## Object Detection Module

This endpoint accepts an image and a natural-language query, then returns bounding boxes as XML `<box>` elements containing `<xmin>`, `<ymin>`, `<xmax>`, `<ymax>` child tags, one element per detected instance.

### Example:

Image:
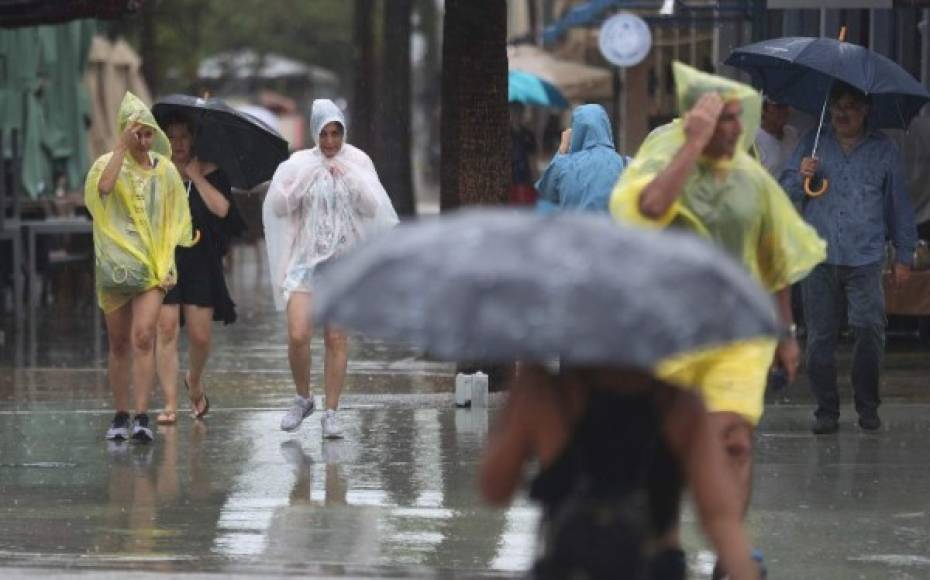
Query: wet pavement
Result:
<box><xmin>2</xmin><ymin>247</ymin><xmax>930</xmax><ymax>579</ymax></box>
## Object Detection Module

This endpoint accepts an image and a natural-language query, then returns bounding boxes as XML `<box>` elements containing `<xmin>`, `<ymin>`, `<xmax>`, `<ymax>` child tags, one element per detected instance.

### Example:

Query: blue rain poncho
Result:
<box><xmin>535</xmin><ymin>104</ymin><xmax>626</xmax><ymax>213</ymax></box>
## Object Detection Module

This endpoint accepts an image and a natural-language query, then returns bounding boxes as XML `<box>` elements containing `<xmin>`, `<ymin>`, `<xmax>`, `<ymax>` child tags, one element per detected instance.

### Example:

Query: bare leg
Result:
<box><xmin>129</xmin><ymin>288</ymin><xmax>166</xmax><ymax>414</ymax></box>
<box><xmin>323</xmin><ymin>325</ymin><xmax>348</xmax><ymax>411</ymax></box>
<box><xmin>156</xmin><ymin>305</ymin><xmax>181</xmax><ymax>416</ymax></box>
<box><xmin>286</xmin><ymin>292</ymin><xmax>314</xmax><ymax>399</ymax></box>
<box><xmin>708</xmin><ymin>411</ymin><xmax>755</xmax><ymax>515</ymax></box>
<box><xmin>184</xmin><ymin>304</ymin><xmax>214</xmax><ymax>414</ymax></box>
<box><xmin>104</xmin><ymin>303</ymin><xmax>133</xmax><ymax>412</ymax></box>
<box><xmin>708</xmin><ymin>411</ymin><xmax>756</xmax><ymax>580</ymax></box>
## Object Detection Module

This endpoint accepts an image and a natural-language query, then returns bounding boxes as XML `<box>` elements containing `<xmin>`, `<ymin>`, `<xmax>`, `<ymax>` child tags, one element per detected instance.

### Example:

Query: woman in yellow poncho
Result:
<box><xmin>84</xmin><ymin>92</ymin><xmax>193</xmax><ymax>444</ymax></box>
<box><xmin>610</xmin><ymin>62</ymin><xmax>825</xmax><ymax>579</ymax></box>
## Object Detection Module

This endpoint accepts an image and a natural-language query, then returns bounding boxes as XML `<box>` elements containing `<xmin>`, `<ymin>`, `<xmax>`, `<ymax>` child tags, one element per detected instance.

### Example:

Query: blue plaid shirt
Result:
<box><xmin>779</xmin><ymin>127</ymin><xmax>916</xmax><ymax>267</ymax></box>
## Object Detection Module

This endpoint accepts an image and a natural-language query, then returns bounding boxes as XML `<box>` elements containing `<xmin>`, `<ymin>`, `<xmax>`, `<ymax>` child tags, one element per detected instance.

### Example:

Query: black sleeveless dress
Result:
<box><xmin>163</xmin><ymin>170</ymin><xmax>245</xmax><ymax>324</ymax></box>
<box><xmin>529</xmin><ymin>387</ymin><xmax>684</xmax><ymax>580</ymax></box>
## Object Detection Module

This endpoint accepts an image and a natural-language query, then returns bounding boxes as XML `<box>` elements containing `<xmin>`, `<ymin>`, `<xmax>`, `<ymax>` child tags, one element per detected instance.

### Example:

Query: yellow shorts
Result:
<box><xmin>654</xmin><ymin>338</ymin><xmax>777</xmax><ymax>426</ymax></box>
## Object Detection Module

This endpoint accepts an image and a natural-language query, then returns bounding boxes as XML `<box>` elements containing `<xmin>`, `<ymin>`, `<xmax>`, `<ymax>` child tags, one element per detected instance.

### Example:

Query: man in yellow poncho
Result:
<box><xmin>84</xmin><ymin>92</ymin><xmax>194</xmax><ymax>444</ymax></box>
<box><xmin>610</xmin><ymin>62</ymin><xmax>826</xmax><ymax>579</ymax></box>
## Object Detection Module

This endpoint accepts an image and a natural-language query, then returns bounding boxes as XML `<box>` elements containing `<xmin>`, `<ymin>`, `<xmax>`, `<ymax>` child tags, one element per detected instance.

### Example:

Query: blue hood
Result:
<box><xmin>569</xmin><ymin>104</ymin><xmax>615</xmax><ymax>152</ymax></box>
<box><xmin>536</xmin><ymin>104</ymin><xmax>625</xmax><ymax>213</ymax></box>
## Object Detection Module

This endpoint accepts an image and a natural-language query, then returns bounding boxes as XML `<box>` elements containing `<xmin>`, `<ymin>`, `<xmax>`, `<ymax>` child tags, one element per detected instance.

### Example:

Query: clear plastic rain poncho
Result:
<box><xmin>84</xmin><ymin>92</ymin><xmax>194</xmax><ymax>313</ymax></box>
<box><xmin>263</xmin><ymin>99</ymin><xmax>399</xmax><ymax>310</ymax></box>
<box><xmin>610</xmin><ymin>61</ymin><xmax>825</xmax><ymax>293</ymax></box>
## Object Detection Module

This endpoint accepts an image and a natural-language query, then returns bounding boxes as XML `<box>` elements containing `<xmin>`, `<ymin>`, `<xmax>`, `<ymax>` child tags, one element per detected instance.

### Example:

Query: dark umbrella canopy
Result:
<box><xmin>153</xmin><ymin>94</ymin><xmax>289</xmax><ymax>189</ymax></box>
<box><xmin>725</xmin><ymin>37</ymin><xmax>930</xmax><ymax>129</ymax></box>
<box><xmin>312</xmin><ymin>209</ymin><xmax>779</xmax><ymax>369</ymax></box>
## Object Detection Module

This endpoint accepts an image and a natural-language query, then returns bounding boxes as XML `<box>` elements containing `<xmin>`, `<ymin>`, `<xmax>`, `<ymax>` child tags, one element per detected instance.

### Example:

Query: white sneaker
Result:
<box><xmin>321</xmin><ymin>409</ymin><xmax>344</xmax><ymax>439</ymax></box>
<box><xmin>280</xmin><ymin>395</ymin><xmax>315</xmax><ymax>432</ymax></box>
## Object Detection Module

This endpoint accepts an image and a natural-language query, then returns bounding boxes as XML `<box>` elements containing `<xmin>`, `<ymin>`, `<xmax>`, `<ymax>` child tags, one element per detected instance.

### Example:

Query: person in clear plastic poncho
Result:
<box><xmin>263</xmin><ymin>98</ymin><xmax>398</xmax><ymax>439</ymax></box>
<box><xmin>610</xmin><ymin>62</ymin><xmax>825</xmax><ymax>579</ymax></box>
<box><xmin>84</xmin><ymin>91</ymin><xmax>194</xmax><ymax>444</ymax></box>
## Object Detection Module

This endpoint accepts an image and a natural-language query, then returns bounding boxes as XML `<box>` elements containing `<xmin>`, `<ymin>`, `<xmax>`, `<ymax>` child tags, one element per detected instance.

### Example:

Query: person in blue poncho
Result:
<box><xmin>535</xmin><ymin>104</ymin><xmax>627</xmax><ymax>213</ymax></box>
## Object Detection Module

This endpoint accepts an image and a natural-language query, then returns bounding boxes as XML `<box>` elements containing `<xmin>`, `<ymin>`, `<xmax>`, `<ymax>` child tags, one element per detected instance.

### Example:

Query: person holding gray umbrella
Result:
<box><xmin>780</xmin><ymin>82</ymin><xmax>917</xmax><ymax>435</ymax></box>
<box><xmin>308</xmin><ymin>208</ymin><xmax>772</xmax><ymax>580</ymax></box>
<box><xmin>263</xmin><ymin>99</ymin><xmax>398</xmax><ymax>439</ymax></box>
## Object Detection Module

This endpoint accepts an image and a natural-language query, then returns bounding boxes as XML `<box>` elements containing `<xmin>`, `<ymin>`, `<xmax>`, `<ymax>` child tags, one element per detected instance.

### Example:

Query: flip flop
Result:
<box><xmin>156</xmin><ymin>410</ymin><xmax>177</xmax><ymax>425</ymax></box>
<box><xmin>185</xmin><ymin>374</ymin><xmax>210</xmax><ymax>419</ymax></box>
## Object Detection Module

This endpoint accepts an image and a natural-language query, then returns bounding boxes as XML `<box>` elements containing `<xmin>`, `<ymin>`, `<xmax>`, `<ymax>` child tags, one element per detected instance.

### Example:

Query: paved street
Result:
<box><xmin>2</xmin><ymin>249</ymin><xmax>929</xmax><ymax>579</ymax></box>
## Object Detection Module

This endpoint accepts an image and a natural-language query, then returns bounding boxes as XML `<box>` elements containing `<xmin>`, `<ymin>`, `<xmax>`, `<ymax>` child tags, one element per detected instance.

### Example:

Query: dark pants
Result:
<box><xmin>801</xmin><ymin>262</ymin><xmax>885</xmax><ymax>420</ymax></box>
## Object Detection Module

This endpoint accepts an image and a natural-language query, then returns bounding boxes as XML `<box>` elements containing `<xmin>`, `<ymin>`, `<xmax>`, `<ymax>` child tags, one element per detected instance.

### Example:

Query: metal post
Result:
<box><xmin>612</xmin><ymin>67</ymin><xmax>622</xmax><ymax>152</ymax></box>
<box><xmin>751</xmin><ymin>0</ymin><xmax>768</xmax><ymax>42</ymax></box>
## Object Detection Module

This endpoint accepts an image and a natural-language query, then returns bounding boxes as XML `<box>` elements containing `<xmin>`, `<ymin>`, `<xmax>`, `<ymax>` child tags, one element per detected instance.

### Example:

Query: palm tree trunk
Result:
<box><xmin>440</xmin><ymin>0</ymin><xmax>510</xmax><ymax>210</ymax></box>
<box><xmin>380</xmin><ymin>0</ymin><xmax>416</xmax><ymax>216</ymax></box>
<box><xmin>441</xmin><ymin>1</ymin><xmax>512</xmax><ymax>390</ymax></box>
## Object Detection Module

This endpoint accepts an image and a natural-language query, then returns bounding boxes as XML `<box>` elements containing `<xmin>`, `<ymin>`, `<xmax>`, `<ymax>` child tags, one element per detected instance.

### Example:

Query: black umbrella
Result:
<box><xmin>312</xmin><ymin>209</ymin><xmax>779</xmax><ymax>369</ymax></box>
<box><xmin>152</xmin><ymin>94</ymin><xmax>289</xmax><ymax>190</ymax></box>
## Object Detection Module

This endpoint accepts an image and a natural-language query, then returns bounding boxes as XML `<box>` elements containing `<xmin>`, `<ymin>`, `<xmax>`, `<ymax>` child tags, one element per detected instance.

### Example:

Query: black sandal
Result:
<box><xmin>185</xmin><ymin>374</ymin><xmax>210</xmax><ymax>419</ymax></box>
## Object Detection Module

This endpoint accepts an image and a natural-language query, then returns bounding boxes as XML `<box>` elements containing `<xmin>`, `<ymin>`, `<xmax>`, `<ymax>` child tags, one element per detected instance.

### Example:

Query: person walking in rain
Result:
<box><xmin>611</xmin><ymin>62</ymin><xmax>826</xmax><ymax>578</ymax></box>
<box><xmin>535</xmin><ymin>104</ymin><xmax>626</xmax><ymax>213</ymax></box>
<box><xmin>480</xmin><ymin>364</ymin><xmax>760</xmax><ymax>580</ymax></box>
<box><xmin>84</xmin><ymin>92</ymin><xmax>194</xmax><ymax>443</ymax></box>
<box><xmin>154</xmin><ymin>112</ymin><xmax>246</xmax><ymax>424</ymax></box>
<box><xmin>755</xmin><ymin>97</ymin><xmax>798</xmax><ymax>177</ymax></box>
<box><xmin>263</xmin><ymin>99</ymin><xmax>398</xmax><ymax>439</ymax></box>
<box><xmin>780</xmin><ymin>82</ymin><xmax>917</xmax><ymax>434</ymax></box>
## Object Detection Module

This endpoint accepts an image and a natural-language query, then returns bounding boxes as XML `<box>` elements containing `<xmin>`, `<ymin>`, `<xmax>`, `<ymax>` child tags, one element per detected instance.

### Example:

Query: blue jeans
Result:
<box><xmin>801</xmin><ymin>262</ymin><xmax>885</xmax><ymax>420</ymax></box>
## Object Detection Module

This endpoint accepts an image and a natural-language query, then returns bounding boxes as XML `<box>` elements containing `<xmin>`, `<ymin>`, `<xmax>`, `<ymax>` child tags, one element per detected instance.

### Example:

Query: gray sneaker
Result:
<box><xmin>131</xmin><ymin>414</ymin><xmax>154</xmax><ymax>443</ymax></box>
<box><xmin>105</xmin><ymin>411</ymin><xmax>131</xmax><ymax>441</ymax></box>
<box><xmin>321</xmin><ymin>409</ymin><xmax>344</xmax><ymax>439</ymax></box>
<box><xmin>280</xmin><ymin>395</ymin><xmax>315</xmax><ymax>432</ymax></box>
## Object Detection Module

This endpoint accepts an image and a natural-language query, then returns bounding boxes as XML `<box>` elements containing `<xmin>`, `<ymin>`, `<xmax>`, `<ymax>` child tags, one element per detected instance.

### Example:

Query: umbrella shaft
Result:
<box><xmin>811</xmin><ymin>96</ymin><xmax>829</xmax><ymax>159</ymax></box>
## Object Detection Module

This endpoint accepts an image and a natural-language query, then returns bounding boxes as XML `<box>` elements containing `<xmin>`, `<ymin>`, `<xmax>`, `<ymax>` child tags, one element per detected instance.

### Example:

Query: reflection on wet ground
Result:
<box><xmin>2</xmin><ymin>249</ymin><xmax>930</xmax><ymax>578</ymax></box>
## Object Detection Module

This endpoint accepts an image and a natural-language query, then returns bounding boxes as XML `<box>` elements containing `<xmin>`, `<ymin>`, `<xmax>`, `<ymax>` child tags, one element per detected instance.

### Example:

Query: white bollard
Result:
<box><xmin>454</xmin><ymin>373</ymin><xmax>473</xmax><ymax>407</ymax></box>
<box><xmin>470</xmin><ymin>372</ymin><xmax>489</xmax><ymax>408</ymax></box>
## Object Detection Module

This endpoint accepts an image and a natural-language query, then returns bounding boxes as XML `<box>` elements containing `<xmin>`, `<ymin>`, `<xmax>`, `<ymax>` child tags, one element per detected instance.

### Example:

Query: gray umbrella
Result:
<box><xmin>313</xmin><ymin>209</ymin><xmax>778</xmax><ymax>369</ymax></box>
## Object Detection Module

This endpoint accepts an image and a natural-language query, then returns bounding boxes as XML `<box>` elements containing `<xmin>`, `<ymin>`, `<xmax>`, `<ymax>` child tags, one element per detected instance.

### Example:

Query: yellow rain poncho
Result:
<box><xmin>610</xmin><ymin>62</ymin><xmax>826</xmax><ymax>425</ymax></box>
<box><xmin>84</xmin><ymin>92</ymin><xmax>194</xmax><ymax>313</ymax></box>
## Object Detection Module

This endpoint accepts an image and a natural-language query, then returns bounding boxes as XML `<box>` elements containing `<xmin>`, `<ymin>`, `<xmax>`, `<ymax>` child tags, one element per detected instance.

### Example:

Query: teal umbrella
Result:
<box><xmin>509</xmin><ymin>70</ymin><xmax>569</xmax><ymax>109</ymax></box>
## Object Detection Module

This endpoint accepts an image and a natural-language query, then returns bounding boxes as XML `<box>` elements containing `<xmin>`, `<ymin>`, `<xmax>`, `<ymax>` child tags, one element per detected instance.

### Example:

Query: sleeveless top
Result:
<box><xmin>529</xmin><ymin>386</ymin><xmax>684</xmax><ymax>580</ymax></box>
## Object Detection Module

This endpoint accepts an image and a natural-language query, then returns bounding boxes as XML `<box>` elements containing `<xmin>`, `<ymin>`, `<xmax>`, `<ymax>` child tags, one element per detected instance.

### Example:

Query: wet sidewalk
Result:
<box><xmin>2</xmin><ymin>249</ymin><xmax>930</xmax><ymax>578</ymax></box>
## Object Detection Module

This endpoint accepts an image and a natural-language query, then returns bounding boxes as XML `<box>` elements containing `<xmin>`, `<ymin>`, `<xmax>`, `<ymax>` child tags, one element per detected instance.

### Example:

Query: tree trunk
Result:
<box><xmin>441</xmin><ymin>1</ymin><xmax>512</xmax><ymax>390</ymax></box>
<box><xmin>352</xmin><ymin>0</ymin><xmax>378</xmax><ymax>155</ymax></box>
<box><xmin>379</xmin><ymin>0</ymin><xmax>416</xmax><ymax>216</ymax></box>
<box><xmin>440</xmin><ymin>0</ymin><xmax>510</xmax><ymax>210</ymax></box>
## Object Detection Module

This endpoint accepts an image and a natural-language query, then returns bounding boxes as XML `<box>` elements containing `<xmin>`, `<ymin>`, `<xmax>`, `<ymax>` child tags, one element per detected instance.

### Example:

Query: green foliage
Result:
<box><xmin>106</xmin><ymin>0</ymin><xmax>354</xmax><ymax>93</ymax></box>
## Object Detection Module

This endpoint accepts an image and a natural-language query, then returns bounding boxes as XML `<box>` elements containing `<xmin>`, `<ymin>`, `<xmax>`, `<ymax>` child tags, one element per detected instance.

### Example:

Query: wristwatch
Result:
<box><xmin>783</xmin><ymin>323</ymin><xmax>798</xmax><ymax>339</ymax></box>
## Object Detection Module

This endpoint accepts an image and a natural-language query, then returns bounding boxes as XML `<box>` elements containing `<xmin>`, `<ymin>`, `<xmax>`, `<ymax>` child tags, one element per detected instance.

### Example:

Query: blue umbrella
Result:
<box><xmin>509</xmin><ymin>70</ymin><xmax>569</xmax><ymax>109</ymax></box>
<box><xmin>726</xmin><ymin>33</ymin><xmax>930</xmax><ymax>196</ymax></box>
<box><xmin>725</xmin><ymin>36</ymin><xmax>930</xmax><ymax>130</ymax></box>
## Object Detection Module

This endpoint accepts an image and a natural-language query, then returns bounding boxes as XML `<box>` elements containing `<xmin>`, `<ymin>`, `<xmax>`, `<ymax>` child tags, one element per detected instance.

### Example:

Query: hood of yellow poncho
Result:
<box><xmin>673</xmin><ymin>61</ymin><xmax>762</xmax><ymax>170</ymax></box>
<box><xmin>117</xmin><ymin>91</ymin><xmax>172</xmax><ymax>160</ymax></box>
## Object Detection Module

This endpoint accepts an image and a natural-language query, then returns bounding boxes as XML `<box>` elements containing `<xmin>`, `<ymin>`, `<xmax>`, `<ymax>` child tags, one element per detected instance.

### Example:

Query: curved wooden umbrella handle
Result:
<box><xmin>804</xmin><ymin>175</ymin><xmax>829</xmax><ymax>197</ymax></box>
<box><xmin>191</xmin><ymin>229</ymin><xmax>201</xmax><ymax>245</ymax></box>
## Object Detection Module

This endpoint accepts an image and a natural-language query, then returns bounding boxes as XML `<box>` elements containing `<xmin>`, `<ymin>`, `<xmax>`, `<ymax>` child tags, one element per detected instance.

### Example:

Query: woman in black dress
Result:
<box><xmin>155</xmin><ymin>114</ymin><xmax>244</xmax><ymax>423</ymax></box>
